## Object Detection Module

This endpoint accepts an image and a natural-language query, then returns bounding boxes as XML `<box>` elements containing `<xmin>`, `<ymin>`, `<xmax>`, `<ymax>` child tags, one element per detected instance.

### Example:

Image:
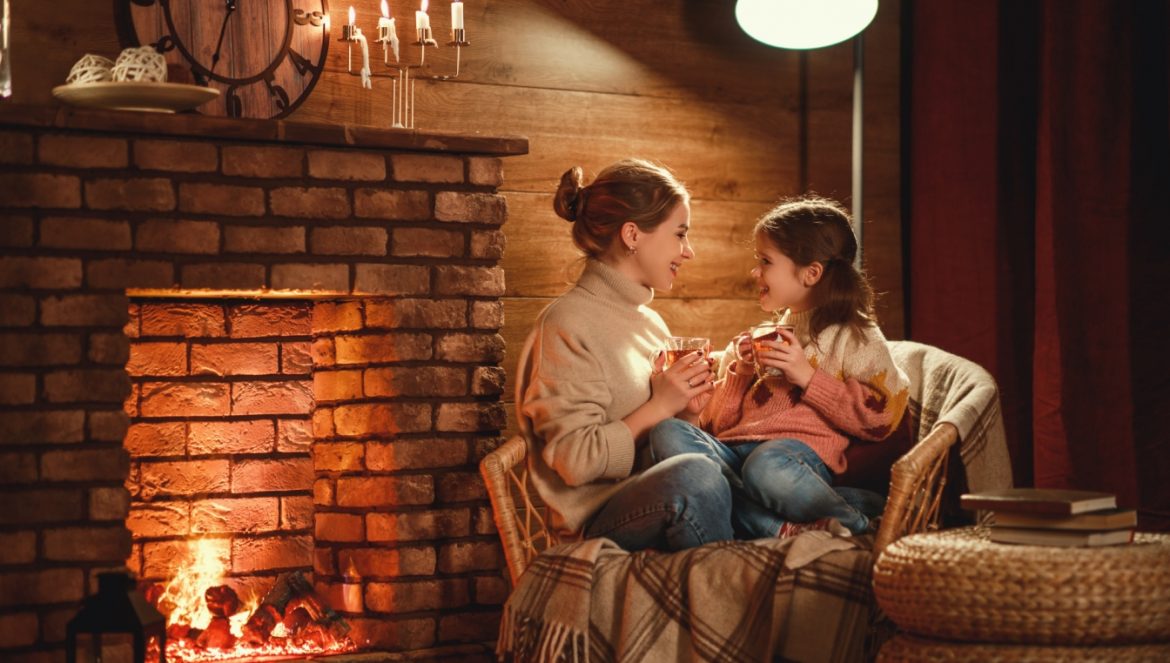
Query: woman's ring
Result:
<box><xmin>687</xmin><ymin>378</ymin><xmax>695</xmax><ymax>387</ymax></box>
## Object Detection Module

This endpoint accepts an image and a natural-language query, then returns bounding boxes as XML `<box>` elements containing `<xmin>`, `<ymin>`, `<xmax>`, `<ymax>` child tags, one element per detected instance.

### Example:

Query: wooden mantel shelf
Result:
<box><xmin>0</xmin><ymin>103</ymin><xmax>529</xmax><ymax>156</ymax></box>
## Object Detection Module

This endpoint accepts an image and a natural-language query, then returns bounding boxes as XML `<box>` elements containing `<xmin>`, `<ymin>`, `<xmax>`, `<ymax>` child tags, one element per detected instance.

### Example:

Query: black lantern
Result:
<box><xmin>66</xmin><ymin>571</ymin><xmax>167</xmax><ymax>663</ymax></box>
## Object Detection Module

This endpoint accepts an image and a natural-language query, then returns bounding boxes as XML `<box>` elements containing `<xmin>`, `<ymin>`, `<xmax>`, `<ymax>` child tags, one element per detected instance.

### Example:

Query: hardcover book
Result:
<box><xmin>989</xmin><ymin>526</ymin><xmax>1134</xmax><ymax>547</ymax></box>
<box><xmin>960</xmin><ymin>488</ymin><xmax>1116</xmax><ymax>516</ymax></box>
<box><xmin>992</xmin><ymin>508</ymin><xmax>1137</xmax><ymax>531</ymax></box>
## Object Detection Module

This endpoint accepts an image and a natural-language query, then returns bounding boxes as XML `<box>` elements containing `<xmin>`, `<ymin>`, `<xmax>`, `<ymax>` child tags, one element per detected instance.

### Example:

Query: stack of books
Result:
<box><xmin>960</xmin><ymin>488</ymin><xmax>1137</xmax><ymax>547</ymax></box>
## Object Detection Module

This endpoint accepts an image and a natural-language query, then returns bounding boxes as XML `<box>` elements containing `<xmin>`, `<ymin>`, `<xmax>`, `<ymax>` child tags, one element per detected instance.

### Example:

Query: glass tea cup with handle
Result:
<box><xmin>735</xmin><ymin>323</ymin><xmax>795</xmax><ymax>380</ymax></box>
<box><xmin>660</xmin><ymin>336</ymin><xmax>712</xmax><ymax>370</ymax></box>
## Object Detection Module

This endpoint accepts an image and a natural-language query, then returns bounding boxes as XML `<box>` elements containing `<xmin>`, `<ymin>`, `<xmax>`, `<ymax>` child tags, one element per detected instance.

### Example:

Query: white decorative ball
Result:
<box><xmin>66</xmin><ymin>54</ymin><xmax>116</xmax><ymax>85</ymax></box>
<box><xmin>111</xmin><ymin>46</ymin><xmax>168</xmax><ymax>83</ymax></box>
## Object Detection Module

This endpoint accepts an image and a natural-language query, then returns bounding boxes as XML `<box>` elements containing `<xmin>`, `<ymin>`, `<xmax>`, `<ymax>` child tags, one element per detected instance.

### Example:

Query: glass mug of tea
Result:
<box><xmin>735</xmin><ymin>323</ymin><xmax>795</xmax><ymax>379</ymax></box>
<box><xmin>660</xmin><ymin>336</ymin><xmax>711</xmax><ymax>369</ymax></box>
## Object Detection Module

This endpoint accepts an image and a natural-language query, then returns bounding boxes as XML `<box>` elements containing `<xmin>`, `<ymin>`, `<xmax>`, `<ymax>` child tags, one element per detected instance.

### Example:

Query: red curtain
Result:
<box><xmin>907</xmin><ymin>0</ymin><xmax>1170</xmax><ymax>528</ymax></box>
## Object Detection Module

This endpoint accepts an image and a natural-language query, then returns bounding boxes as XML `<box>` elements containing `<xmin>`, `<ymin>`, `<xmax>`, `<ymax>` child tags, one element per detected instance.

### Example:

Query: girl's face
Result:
<box><xmin>632</xmin><ymin>202</ymin><xmax>694</xmax><ymax>291</ymax></box>
<box><xmin>751</xmin><ymin>233</ymin><xmax>816</xmax><ymax>313</ymax></box>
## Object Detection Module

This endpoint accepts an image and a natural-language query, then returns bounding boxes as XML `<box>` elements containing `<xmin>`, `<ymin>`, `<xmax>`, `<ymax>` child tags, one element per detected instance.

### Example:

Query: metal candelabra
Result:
<box><xmin>340</xmin><ymin>21</ymin><xmax>469</xmax><ymax>129</ymax></box>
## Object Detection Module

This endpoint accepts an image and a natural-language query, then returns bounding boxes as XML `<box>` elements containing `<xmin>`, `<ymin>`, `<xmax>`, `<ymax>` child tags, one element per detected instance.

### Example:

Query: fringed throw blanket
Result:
<box><xmin>499</xmin><ymin>534</ymin><xmax>872</xmax><ymax>663</ymax></box>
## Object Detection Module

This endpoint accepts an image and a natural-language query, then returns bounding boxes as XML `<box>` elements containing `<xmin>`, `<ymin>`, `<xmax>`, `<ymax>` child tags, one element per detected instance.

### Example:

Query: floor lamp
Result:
<box><xmin>734</xmin><ymin>0</ymin><xmax>879</xmax><ymax>269</ymax></box>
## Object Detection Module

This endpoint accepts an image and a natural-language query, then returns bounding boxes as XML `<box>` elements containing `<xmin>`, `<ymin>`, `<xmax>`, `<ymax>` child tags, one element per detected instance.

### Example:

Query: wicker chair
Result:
<box><xmin>480</xmin><ymin>421</ymin><xmax>959</xmax><ymax>586</ymax></box>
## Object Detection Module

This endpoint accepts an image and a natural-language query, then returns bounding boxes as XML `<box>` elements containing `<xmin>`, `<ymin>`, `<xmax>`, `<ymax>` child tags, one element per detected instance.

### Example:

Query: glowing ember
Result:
<box><xmin>146</xmin><ymin>540</ymin><xmax>354</xmax><ymax>662</ymax></box>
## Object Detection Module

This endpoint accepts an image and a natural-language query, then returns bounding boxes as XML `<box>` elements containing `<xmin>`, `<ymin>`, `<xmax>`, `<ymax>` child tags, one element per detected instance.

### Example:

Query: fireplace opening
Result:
<box><xmin>122</xmin><ymin>298</ymin><xmax>345</xmax><ymax>661</ymax></box>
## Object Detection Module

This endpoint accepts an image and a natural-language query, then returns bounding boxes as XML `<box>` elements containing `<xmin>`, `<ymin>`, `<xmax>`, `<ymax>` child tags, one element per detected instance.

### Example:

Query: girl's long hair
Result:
<box><xmin>756</xmin><ymin>195</ymin><xmax>876</xmax><ymax>340</ymax></box>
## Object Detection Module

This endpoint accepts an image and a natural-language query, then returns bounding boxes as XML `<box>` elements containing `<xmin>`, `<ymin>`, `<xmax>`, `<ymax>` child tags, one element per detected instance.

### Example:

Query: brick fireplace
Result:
<box><xmin>0</xmin><ymin>105</ymin><xmax>526</xmax><ymax>662</ymax></box>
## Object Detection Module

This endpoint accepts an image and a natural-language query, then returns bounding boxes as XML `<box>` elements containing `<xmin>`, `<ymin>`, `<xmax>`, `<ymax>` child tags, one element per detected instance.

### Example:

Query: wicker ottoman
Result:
<box><xmin>872</xmin><ymin>527</ymin><xmax>1170</xmax><ymax>658</ymax></box>
<box><xmin>877</xmin><ymin>633</ymin><xmax>1170</xmax><ymax>662</ymax></box>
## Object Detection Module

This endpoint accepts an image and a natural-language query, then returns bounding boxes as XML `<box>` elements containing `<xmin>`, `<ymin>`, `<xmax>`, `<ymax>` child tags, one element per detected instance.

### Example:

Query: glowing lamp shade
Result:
<box><xmin>735</xmin><ymin>0</ymin><xmax>879</xmax><ymax>50</ymax></box>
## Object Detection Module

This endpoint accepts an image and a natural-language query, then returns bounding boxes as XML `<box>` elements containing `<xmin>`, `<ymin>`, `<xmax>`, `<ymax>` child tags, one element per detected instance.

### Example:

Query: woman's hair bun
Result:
<box><xmin>553</xmin><ymin>166</ymin><xmax>585</xmax><ymax>222</ymax></box>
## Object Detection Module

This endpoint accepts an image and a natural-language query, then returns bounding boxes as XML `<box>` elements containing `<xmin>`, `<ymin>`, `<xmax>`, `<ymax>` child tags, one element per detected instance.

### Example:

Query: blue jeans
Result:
<box><xmin>649</xmin><ymin>419</ymin><xmax>884</xmax><ymax>537</ymax></box>
<box><xmin>584</xmin><ymin>453</ymin><xmax>734</xmax><ymax>551</ymax></box>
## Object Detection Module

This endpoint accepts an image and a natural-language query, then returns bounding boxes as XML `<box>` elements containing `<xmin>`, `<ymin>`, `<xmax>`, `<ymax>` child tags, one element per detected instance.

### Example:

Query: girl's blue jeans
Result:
<box><xmin>583</xmin><ymin>453</ymin><xmax>735</xmax><ymax>551</ymax></box>
<box><xmin>649</xmin><ymin>418</ymin><xmax>884</xmax><ymax>537</ymax></box>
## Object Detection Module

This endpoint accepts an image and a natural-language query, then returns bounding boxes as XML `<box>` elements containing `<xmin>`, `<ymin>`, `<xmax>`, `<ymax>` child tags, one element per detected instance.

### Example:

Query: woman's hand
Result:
<box><xmin>682</xmin><ymin>354</ymin><xmax>717</xmax><ymax>416</ymax></box>
<box><xmin>649</xmin><ymin>350</ymin><xmax>714</xmax><ymax>417</ymax></box>
<box><xmin>756</xmin><ymin>328</ymin><xmax>815</xmax><ymax>388</ymax></box>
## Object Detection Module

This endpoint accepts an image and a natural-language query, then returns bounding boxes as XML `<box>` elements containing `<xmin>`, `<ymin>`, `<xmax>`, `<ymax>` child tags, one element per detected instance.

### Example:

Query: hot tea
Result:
<box><xmin>661</xmin><ymin>336</ymin><xmax>711</xmax><ymax>368</ymax></box>
<box><xmin>736</xmin><ymin>323</ymin><xmax>794</xmax><ymax>379</ymax></box>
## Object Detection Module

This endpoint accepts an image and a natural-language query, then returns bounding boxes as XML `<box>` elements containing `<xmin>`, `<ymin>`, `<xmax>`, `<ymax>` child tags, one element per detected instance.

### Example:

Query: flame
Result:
<box><xmin>348</xmin><ymin>5</ymin><xmax>355</xmax><ymax>24</ymax></box>
<box><xmin>421</xmin><ymin>0</ymin><xmax>428</xmax><ymax>13</ymax></box>
<box><xmin>343</xmin><ymin>556</ymin><xmax>360</xmax><ymax>581</ymax></box>
<box><xmin>382</xmin><ymin>0</ymin><xmax>390</xmax><ymax>18</ymax></box>
<box><xmin>148</xmin><ymin>539</ymin><xmax>355</xmax><ymax>663</ymax></box>
<box><xmin>157</xmin><ymin>539</ymin><xmax>228</xmax><ymax>631</ymax></box>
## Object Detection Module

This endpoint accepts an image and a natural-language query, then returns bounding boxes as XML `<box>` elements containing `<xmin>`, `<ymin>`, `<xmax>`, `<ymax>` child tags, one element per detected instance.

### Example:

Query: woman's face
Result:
<box><xmin>632</xmin><ymin>202</ymin><xmax>694</xmax><ymax>291</ymax></box>
<box><xmin>750</xmin><ymin>233</ymin><xmax>815</xmax><ymax>312</ymax></box>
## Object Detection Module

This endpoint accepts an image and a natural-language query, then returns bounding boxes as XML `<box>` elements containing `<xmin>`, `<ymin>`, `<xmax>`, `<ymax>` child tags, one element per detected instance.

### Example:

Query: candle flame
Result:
<box><xmin>381</xmin><ymin>0</ymin><xmax>390</xmax><ymax>18</ymax></box>
<box><xmin>421</xmin><ymin>0</ymin><xmax>429</xmax><ymax>13</ymax></box>
<box><xmin>348</xmin><ymin>5</ymin><xmax>355</xmax><ymax>24</ymax></box>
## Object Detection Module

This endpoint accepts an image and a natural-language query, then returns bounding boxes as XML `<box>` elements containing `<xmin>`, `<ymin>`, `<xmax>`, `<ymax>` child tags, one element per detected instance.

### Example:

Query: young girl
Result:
<box><xmin>650</xmin><ymin>195</ymin><xmax>910</xmax><ymax>537</ymax></box>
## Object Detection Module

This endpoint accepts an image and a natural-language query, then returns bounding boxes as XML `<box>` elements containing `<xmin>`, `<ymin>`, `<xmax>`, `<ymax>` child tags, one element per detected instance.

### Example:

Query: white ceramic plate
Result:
<box><xmin>51</xmin><ymin>81</ymin><xmax>220</xmax><ymax>114</ymax></box>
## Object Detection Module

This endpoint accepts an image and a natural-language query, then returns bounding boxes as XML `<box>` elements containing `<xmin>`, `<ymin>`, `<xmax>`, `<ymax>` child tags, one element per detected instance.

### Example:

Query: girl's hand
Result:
<box><xmin>649</xmin><ymin>350</ymin><xmax>714</xmax><ymax>417</ymax></box>
<box><xmin>756</xmin><ymin>328</ymin><xmax>815</xmax><ymax>388</ymax></box>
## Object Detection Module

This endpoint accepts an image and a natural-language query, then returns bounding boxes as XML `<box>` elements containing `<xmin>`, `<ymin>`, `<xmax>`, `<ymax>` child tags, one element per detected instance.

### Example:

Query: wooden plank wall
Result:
<box><xmin>8</xmin><ymin>0</ymin><xmax>902</xmax><ymax>437</ymax></box>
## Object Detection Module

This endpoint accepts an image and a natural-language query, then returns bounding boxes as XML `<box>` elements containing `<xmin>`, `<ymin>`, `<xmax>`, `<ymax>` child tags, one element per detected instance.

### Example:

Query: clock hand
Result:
<box><xmin>209</xmin><ymin>0</ymin><xmax>239</xmax><ymax>74</ymax></box>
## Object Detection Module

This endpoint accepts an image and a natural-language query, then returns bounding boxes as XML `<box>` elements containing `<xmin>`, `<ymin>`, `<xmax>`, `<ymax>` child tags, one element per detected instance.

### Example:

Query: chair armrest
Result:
<box><xmin>873</xmin><ymin>422</ymin><xmax>959</xmax><ymax>557</ymax></box>
<box><xmin>480</xmin><ymin>437</ymin><xmax>532</xmax><ymax>585</ymax></box>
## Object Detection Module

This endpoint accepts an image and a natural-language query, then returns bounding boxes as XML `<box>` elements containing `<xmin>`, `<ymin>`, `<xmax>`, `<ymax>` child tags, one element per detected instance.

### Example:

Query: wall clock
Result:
<box><xmin>114</xmin><ymin>0</ymin><xmax>330</xmax><ymax>119</ymax></box>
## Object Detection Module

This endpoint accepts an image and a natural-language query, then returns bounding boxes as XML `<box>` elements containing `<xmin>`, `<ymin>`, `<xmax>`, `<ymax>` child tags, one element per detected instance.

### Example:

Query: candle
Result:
<box><xmin>451</xmin><ymin>0</ymin><xmax>464</xmax><ymax>31</ymax></box>
<box><xmin>416</xmin><ymin>0</ymin><xmax>433</xmax><ymax>43</ymax></box>
<box><xmin>343</xmin><ymin>5</ymin><xmax>356</xmax><ymax>41</ymax></box>
<box><xmin>378</xmin><ymin>0</ymin><xmax>400</xmax><ymax>62</ymax></box>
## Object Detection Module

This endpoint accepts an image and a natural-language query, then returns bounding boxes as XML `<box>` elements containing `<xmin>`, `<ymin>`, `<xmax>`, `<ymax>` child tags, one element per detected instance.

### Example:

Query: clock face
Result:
<box><xmin>115</xmin><ymin>0</ymin><xmax>330</xmax><ymax>119</ymax></box>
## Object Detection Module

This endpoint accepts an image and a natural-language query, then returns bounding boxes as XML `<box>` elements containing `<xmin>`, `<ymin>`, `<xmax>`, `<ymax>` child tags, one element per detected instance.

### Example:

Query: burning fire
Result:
<box><xmin>145</xmin><ymin>540</ymin><xmax>354</xmax><ymax>662</ymax></box>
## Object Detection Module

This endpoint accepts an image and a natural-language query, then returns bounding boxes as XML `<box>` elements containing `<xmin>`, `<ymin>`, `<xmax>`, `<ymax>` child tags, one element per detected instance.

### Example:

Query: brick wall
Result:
<box><xmin>0</xmin><ymin>106</ymin><xmax>526</xmax><ymax>662</ymax></box>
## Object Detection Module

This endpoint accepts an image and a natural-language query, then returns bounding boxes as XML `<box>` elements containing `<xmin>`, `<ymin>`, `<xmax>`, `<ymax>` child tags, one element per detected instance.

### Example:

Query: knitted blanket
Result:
<box><xmin>498</xmin><ymin>341</ymin><xmax>1012</xmax><ymax>662</ymax></box>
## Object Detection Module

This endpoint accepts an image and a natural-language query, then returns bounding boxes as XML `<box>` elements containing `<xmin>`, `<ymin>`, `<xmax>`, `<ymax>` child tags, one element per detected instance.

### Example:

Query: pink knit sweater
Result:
<box><xmin>699</xmin><ymin>309</ymin><xmax>910</xmax><ymax>474</ymax></box>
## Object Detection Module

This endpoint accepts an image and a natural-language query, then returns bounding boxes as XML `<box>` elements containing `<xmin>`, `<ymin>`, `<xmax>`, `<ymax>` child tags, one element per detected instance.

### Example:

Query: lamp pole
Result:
<box><xmin>852</xmin><ymin>33</ymin><xmax>864</xmax><ymax>270</ymax></box>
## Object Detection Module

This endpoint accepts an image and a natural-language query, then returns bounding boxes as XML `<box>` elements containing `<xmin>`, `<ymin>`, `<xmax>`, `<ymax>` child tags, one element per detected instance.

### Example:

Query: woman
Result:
<box><xmin>515</xmin><ymin>159</ymin><xmax>733</xmax><ymax>552</ymax></box>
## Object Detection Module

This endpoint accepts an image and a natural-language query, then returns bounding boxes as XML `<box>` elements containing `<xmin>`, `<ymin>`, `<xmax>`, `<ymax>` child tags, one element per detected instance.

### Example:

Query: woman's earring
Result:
<box><xmin>626</xmin><ymin>244</ymin><xmax>637</xmax><ymax>256</ymax></box>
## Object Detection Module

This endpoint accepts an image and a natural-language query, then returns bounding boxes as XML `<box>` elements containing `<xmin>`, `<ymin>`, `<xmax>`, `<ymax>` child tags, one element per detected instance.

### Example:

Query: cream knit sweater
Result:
<box><xmin>701</xmin><ymin>308</ymin><xmax>911</xmax><ymax>474</ymax></box>
<box><xmin>516</xmin><ymin>260</ymin><xmax>670</xmax><ymax>536</ymax></box>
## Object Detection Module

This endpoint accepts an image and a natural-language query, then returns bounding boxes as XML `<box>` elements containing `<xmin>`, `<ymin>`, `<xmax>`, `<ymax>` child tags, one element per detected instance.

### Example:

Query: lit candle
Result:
<box><xmin>378</xmin><ymin>0</ymin><xmax>400</xmax><ymax>62</ymax></box>
<box><xmin>451</xmin><ymin>0</ymin><xmax>464</xmax><ymax>31</ymax></box>
<box><xmin>416</xmin><ymin>0</ymin><xmax>433</xmax><ymax>43</ymax></box>
<box><xmin>343</xmin><ymin>5</ymin><xmax>356</xmax><ymax>41</ymax></box>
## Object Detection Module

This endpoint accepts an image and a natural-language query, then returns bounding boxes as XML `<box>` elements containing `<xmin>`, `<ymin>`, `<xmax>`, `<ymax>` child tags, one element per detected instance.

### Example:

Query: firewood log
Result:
<box><xmin>204</xmin><ymin>585</ymin><xmax>240</xmax><ymax>617</ymax></box>
<box><xmin>240</xmin><ymin>603</ymin><xmax>280</xmax><ymax>646</ymax></box>
<box><xmin>166</xmin><ymin>623</ymin><xmax>191</xmax><ymax>642</ymax></box>
<box><xmin>196</xmin><ymin>616</ymin><xmax>236</xmax><ymax>650</ymax></box>
<box><xmin>249</xmin><ymin>571</ymin><xmax>351</xmax><ymax>641</ymax></box>
<box><xmin>281</xmin><ymin>606</ymin><xmax>311</xmax><ymax>635</ymax></box>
